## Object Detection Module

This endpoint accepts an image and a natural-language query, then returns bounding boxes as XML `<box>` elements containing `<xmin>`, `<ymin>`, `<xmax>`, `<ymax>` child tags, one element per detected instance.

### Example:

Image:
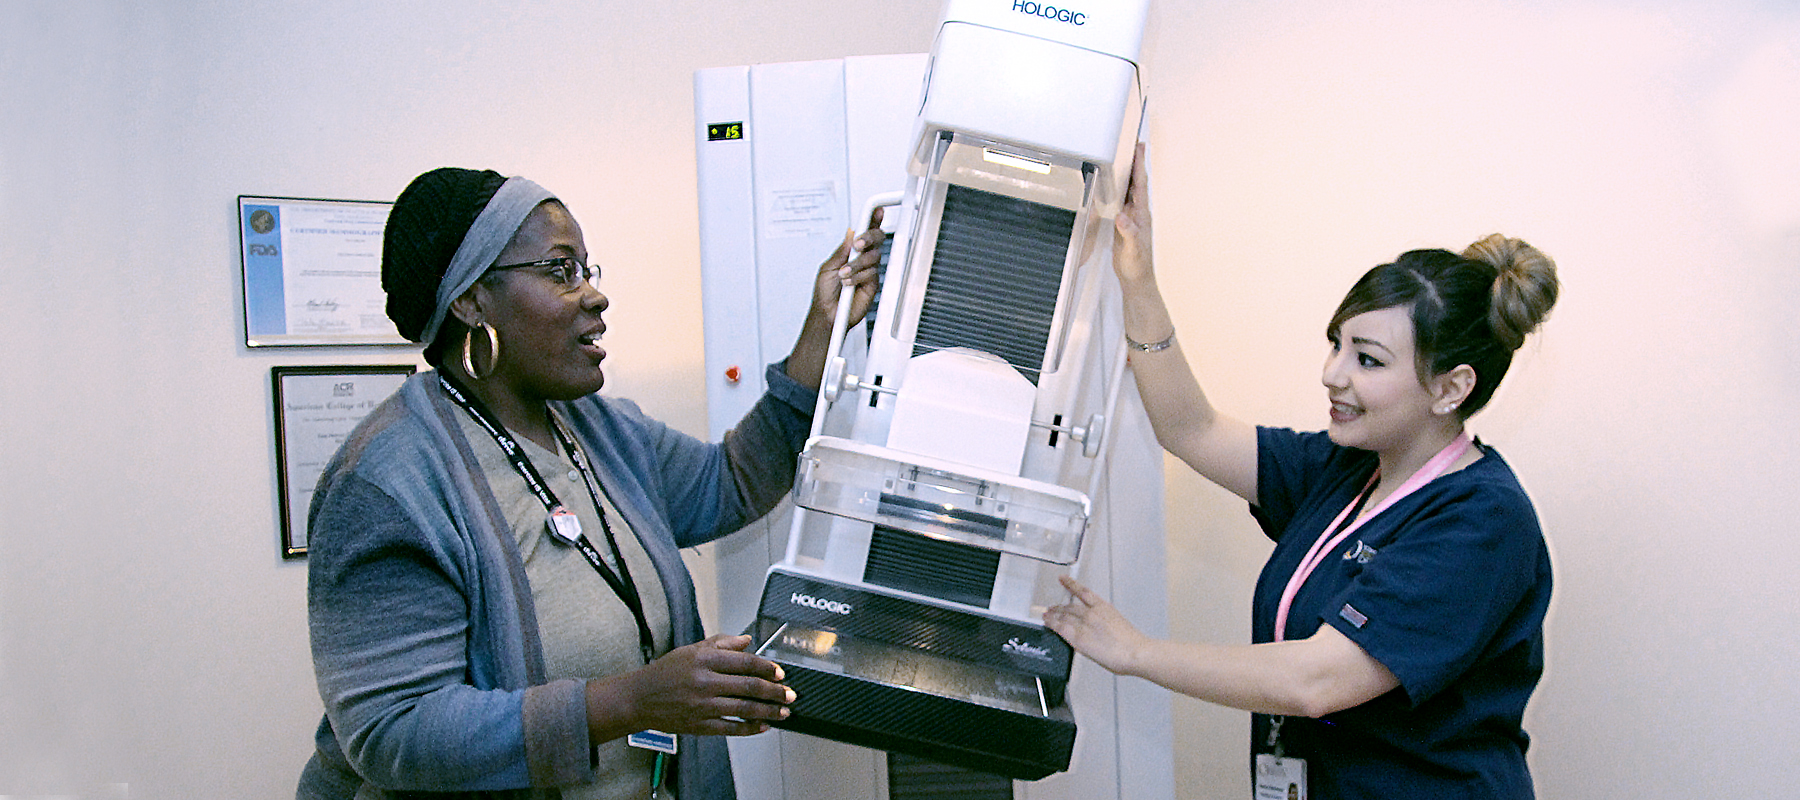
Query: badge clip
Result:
<box><xmin>547</xmin><ymin>507</ymin><xmax>582</xmax><ymax>543</ymax></box>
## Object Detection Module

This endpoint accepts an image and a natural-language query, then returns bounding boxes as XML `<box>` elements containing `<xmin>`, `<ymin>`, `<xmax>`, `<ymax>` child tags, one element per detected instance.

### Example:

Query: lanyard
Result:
<box><xmin>440</xmin><ymin>375</ymin><xmax>659</xmax><ymax>665</ymax></box>
<box><xmin>1270</xmin><ymin>433</ymin><xmax>1473</xmax><ymax>642</ymax></box>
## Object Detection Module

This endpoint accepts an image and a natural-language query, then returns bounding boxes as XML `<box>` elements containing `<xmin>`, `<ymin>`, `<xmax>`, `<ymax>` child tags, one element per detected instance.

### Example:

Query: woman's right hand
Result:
<box><xmin>1113</xmin><ymin>141</ymin><xmax>1155</xmax><ymax>286</ymax></box>
<box><xmin>1043</xmin><ymin>575</ymin><xmax>1150</xmax><ymax>678</ymax></box>
<box><xmin>586</xmin><ymin>633</ymin><xmax>794</xmax><ymax>742</ymax></box>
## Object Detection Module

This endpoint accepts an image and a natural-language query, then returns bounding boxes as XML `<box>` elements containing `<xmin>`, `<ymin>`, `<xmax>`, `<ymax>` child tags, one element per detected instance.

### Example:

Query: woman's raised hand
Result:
<box><xmin>813</xmin><ymin>206</ymin><xmax>886</xmax><ymax>326</ymax></box>
<box><xmin>1113</xmin><ymin>141</ymin><xmax>1155</xmax><ymax>286</ymax></box>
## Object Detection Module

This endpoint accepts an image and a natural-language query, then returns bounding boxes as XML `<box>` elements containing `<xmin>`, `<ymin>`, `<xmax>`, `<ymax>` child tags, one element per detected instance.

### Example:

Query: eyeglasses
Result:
<box><xmin>487</xmin><ymin>256</ymin><xmax>600</xmax><ymax>293</ymax></box>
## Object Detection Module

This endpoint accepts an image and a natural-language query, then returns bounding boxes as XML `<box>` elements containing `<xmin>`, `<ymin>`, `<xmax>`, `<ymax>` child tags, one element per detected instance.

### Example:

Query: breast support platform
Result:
<box><xmin>746</xmin><ymin>0</ymin><xmax>1150</xmax><ymax>780</ymax></box>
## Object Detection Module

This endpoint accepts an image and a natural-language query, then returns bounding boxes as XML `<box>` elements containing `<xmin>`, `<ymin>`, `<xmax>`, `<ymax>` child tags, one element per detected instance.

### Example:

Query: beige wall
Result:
<box><xmin>2</xmin><ymin>1</ymin><xmax>1795</xmax><ymax>798</ymax></box>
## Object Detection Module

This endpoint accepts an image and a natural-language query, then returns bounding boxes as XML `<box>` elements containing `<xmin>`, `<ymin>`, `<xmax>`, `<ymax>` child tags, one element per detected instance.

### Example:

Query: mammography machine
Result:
<box><xmin>696</xmin><ymin>1</ymin><xmax>1170</xmax><ymax>796</ymax></box>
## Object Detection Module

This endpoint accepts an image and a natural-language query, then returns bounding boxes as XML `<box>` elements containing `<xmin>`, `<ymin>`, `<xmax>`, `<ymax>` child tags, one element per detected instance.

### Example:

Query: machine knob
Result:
<box><xmin>821</xmin><ymin>357</ymin><xmax>846</xmax><ymax>403</ymax></box>
<box><xmin>724</xmin><ymin>365</ymin><xmax>742</xmax><ymax>384</ymax></box>
<box><xmin>1081</xmin><ymin>413</ymin><xmax>1106</xmax><ymax>457</ymax></box>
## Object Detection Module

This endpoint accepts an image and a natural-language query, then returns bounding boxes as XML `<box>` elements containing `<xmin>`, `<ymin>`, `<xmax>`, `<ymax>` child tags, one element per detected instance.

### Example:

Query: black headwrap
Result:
<box><xmin>381</xmin><ymin>168</ymin><xmax>509</xmax><ymax>344</ymax></box>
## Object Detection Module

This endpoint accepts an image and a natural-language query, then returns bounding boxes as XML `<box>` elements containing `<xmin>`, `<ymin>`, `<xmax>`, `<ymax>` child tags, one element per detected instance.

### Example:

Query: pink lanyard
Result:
<box><xmin>1271</xmin><ymin>433</ymin><xmax>1473</xmax><ymax>642</ymax></box>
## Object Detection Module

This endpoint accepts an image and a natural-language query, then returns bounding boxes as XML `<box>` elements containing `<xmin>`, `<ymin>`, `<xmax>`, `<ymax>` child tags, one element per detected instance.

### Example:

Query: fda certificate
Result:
<box><xmin>240</xmin><ymin>195</ymin><xmax>408</xmax><ymax>346</ymax></box>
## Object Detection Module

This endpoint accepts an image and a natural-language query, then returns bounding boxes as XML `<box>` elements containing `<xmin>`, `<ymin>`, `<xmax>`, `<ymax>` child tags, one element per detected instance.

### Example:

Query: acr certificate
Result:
<box><xmin>239</xmin><ymin>195</ymin><xmax>406</xmax><ymax>346</ymax></box>
<box><xmin>272</xmin><ymin>365</ymin><xmax>416</xmax><ymax>556</ymax></box>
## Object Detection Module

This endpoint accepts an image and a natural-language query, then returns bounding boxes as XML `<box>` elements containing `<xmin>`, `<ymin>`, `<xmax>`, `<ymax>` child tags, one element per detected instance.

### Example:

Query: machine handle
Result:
<box><xmin>809</xmin><ymin>192</ymin><xmax>905</xmax><ymax>438</ymax></box>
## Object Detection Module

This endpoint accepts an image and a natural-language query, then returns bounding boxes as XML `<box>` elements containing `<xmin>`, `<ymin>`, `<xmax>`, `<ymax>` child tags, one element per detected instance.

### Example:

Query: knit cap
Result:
<box><xmin>381</xmin><ymin>168</ymin><xmax>508</xmax><ymax>344</ymax></box>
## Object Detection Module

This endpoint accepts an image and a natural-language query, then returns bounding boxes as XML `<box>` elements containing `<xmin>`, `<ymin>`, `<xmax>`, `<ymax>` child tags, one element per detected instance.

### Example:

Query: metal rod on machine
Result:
<box><xmin>794</xmin><ymin>192</ymin><xmax>906</xmax><ymax>568</ymax></box>
<box><xmin>1068</xmin><ymin>312</ymin><xmax>1132</xmax><ymax>586</ymax></box>
<box><xmin>809</xmin><ymin>191</ymin><xmax>904</xmax><ymax>440</ymax></box>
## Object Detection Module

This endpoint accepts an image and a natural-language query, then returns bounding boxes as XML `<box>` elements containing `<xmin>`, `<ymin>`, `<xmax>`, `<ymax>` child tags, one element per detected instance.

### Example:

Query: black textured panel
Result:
<box><xmin>888</xmin><ymin>751</ymin><xmax>1013</xmax><ymax>799</ymax></box>
<box><xmin>750</xmin><ymin>618</ymin><xmax>1077</xmax><ymax>781</ymax></box>
<box><xmin>863</xmin><ymin>525</ymin><xmax>1002</xmax><ymax>608</ymax></box>
<box><xmin>867</xmin><ymin>227</ymin><xmax>894</xmax><ymax>324</ymax></box>
<box><xmin>758</xmin><ymin>572</ymin><xmax>1072</xmax><ymax>683</ymax></box>
<box><xmin>914</xmin><ymin>184</ymin><xmax>1074</xmax><ymax>381</ymax></box>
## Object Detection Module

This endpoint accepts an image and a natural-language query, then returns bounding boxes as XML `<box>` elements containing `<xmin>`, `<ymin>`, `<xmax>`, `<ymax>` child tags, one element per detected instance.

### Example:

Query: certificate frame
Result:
<box><xmin>239</xmin><ymin>194</ymin><xmax>411</xmax><ymax>347</ymax></box>
<box><xmin>272</xmin><ymin>364</ymin><xmax>417</xmax><ymax>558</ymax></box>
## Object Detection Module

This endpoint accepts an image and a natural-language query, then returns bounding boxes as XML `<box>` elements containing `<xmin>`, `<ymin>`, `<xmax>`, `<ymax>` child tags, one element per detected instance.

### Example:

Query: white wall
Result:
<box><xmin>1</xmin><ymin>2</ymin><xmax>1794</xmax><ymax>799</ymax></box>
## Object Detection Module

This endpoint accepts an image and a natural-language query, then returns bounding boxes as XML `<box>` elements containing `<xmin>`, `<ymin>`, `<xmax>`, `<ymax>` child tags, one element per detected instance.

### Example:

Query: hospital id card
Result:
<box><xmin>1254</xmin><ymin>753</ymin><xmax>1306</xmax><ymax>800</ymax></box>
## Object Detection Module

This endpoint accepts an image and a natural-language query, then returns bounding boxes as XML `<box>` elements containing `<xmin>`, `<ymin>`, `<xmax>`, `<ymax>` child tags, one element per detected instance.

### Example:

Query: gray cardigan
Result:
<box><xmin>299</xmin><ymin>364</ymin><xmax>813</xmax><ymax>800</ymax></box>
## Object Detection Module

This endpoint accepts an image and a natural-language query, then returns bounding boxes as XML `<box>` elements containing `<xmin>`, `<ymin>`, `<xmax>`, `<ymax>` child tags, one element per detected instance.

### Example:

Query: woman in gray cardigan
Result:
<box><xmin>298</xmin><ymin>168</ymin><xmax>881</xmax><ymax>800</ymax></box>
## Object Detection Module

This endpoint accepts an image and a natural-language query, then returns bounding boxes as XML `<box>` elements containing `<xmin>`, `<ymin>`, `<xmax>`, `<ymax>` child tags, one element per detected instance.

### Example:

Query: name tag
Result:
<box><xmin>628</xmin><ymin>729</ymin><xmax>678</xmax><ymax>755</ymax></box>
<box><xmin>1254</xmin><ymin>753</ymin><xmax>1306</xmax><ymax>800</ymax></box>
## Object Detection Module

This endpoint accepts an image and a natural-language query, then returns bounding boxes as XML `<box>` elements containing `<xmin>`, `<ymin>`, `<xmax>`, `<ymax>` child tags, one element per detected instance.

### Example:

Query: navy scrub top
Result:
<box><xmin>1249</xmin><ymin>427</ymin><xmax>1551</xmax><ymax>799</ymax></box>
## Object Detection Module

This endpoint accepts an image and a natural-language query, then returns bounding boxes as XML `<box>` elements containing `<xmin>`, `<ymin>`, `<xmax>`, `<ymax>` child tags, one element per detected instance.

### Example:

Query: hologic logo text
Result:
<box><xmin>1012</xmin><ymin>0</ymin><xmax>1086</xmax><ymax>25</ymax></box>
<box><xmin>790</xmin><ymin>592</ymin><xmax>853</xmax><ymax>615</ymax></box>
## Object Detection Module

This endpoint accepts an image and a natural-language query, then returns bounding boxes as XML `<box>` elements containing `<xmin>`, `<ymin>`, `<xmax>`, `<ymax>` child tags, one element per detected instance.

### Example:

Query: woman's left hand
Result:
<box><xmin>812</xmin><ymin>207</ymin><xmax>886</xmax><ymax>326</ymax></box>
<box><xmin>786</xmin><ymin>209</ymin><xmax>886</xmax><ymax>389</ymax></box>
<box><xmin>1043</xmin><ymin>575</ymin><xmax>1150</xmax><ymax>677</ymax></box>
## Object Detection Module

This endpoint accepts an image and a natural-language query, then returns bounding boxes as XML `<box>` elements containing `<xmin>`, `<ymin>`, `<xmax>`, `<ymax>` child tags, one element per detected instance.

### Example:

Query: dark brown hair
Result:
<box><xmin>1327</xmin><ymin>234</ymin><xmax>1559</xmax><ymax>417</ymax></box>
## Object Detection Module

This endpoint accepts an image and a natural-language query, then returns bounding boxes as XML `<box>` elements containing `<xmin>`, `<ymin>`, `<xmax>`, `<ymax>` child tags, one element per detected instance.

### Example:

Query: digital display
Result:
<box><xmin>707</xmin><ymin>121</ymin><xmax>744</xmax><ymax>141</ymax></box>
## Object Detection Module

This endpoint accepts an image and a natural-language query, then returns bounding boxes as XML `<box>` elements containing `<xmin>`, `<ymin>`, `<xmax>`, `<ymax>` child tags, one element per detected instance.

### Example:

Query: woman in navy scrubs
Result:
<box><xmin>1045</xmin><ymin>145</ymin><xmax>1560</xmax><ymax>799</ymax></box>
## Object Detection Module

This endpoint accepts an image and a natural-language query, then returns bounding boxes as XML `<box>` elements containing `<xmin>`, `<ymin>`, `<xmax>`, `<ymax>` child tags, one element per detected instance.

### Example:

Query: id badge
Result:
<box><xmin>630</xmin><ymin>730</ymin><xmax>677</xmax><ymax>800</ymax></box>
<box><xmin>1254</xmin><ymin>753</ymin><xmax>1306</xmax><ymax>800</ymax></box>
<box><xmin>628</xmin><ymin>729</ymin><xmax>678</xmax><ymax>755</ymax></box>
<box><xmin>546</xmin><ymin>506</ymin><xmax>582</xmax><ymax>543</ymax></box>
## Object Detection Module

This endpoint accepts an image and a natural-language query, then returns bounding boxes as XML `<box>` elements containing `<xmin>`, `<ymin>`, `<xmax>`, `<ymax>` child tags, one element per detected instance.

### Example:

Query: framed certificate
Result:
<box><xmin>239</xmin><ymin>195</ymin><xmax>411</xmax><ymax>347</ymax></box>
<box><xmin>272</xmin><ymin>364</ymin><xmax>417</xmax><ymax>557</ymax></box>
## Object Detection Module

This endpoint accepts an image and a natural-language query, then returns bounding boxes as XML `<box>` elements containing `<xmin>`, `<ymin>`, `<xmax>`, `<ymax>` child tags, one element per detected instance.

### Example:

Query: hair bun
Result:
<box><xmin>1462</xmin><ymin>233</ymin><xmax>1560</xmax><ymax>351</ymax></box>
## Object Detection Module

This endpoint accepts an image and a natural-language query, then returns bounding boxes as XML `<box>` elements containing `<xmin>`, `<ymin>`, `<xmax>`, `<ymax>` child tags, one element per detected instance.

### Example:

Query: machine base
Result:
<box><xmin>747</xmin><ymin>571</ymin><xmax>1076</xmax><ymax>780</ymax></box>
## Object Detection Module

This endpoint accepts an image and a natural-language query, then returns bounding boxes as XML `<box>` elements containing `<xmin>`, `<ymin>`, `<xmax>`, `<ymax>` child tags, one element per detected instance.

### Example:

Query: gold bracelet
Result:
<box><xmin>1125</xmin><ymin>331</ymin><xmax>1176</xmax><ymax>352</ymax></box>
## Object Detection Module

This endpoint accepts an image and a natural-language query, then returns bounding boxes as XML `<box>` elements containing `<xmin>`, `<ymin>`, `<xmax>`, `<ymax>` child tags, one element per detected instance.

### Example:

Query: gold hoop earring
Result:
<box><xmin>462</xmin><ymin>322</ymin><xmax>501</xmax><ymax>380</ymax></box>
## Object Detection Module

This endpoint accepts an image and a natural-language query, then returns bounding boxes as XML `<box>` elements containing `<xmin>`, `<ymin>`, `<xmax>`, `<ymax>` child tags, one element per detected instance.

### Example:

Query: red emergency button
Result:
<box><xmin>724</xmin><ymin>366</ymin><xmax>742</xmax><ymax>384</ymax></box>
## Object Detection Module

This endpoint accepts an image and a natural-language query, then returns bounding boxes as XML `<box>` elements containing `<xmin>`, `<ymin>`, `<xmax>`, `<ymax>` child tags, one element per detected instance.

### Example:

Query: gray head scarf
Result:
<box><xmin>418</xmin><ymin>176</ymin><xmax>556</xmax><ymax>345</ymax></box>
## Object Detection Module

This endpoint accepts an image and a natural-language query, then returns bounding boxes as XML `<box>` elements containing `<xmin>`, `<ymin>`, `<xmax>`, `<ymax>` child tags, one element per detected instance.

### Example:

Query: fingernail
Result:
<box><xmin>774</xmin><ymin>665</ymin><xmax>786</xmax><ymax>682</ymax></box>
<box><xmin>779</xmin><ymin>707</ymin><xmax>791</xmax><ymax>719</ymax></box>
<box><xmin>784</xmin><ymin>688</ymin><xmax>797</xmax><ymax>704</ymax></box>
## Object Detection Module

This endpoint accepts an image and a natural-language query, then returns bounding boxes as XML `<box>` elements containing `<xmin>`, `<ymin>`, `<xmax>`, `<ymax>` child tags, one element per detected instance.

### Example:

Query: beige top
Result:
<box><xmin>460</xmin><ymin>412</ymin><xmax>676</xmax><ymax>800</ymax></box>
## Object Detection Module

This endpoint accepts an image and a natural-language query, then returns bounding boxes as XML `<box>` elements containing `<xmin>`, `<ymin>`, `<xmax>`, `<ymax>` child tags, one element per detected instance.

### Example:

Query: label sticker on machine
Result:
<box><xmin>763</xmin><ymin>183</ymin><xmax>838</xmax><ymax>239</ymax></box>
